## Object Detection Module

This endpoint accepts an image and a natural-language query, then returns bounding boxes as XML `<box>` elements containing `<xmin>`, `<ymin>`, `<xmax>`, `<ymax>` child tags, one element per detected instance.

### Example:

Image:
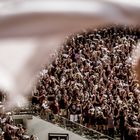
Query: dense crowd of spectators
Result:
<box><xmin>0</xmin><ymin>92</ymin><xmax>38</xmax><ymax>140</ymax></box>
<box><xmin>0</xmin><ymin>112</ymin><xmax>29</xmax><ymax>140</ymax></box>
<box><xmin>32</xmin><ymin>25</ymin><xmax>140</xmax><ymax>140</ymax></box>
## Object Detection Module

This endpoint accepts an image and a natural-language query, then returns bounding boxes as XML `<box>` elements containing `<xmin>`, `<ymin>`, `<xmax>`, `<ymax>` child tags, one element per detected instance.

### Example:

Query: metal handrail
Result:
<box><xmin>13</xmin><ymin>107</ymin><xmax>116</xmax><ymax>140</ymax></box>
<box><xmin>54</xmin><ymin>114</ymin><xmax>116</xmax><ymax>140</ymax></box>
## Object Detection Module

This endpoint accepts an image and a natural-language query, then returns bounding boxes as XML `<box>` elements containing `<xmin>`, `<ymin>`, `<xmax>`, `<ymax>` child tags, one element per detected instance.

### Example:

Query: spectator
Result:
<box><xmin>107</xmin><ymin>113</ymin><xmax>114</xmax><ymax>139</ymax></box>
<box><xmin>58</xmin><ymin>95</ymin><xmax>68</xmax><ymax>117</ymax></box>
<box><xmin>119</xmin><ymin>111</ymin><xmax>125</xmax><ymax>140</ymax></box>
<box><xmin>40</xmin><ymin>99</ymin><xmax>51</xmax><ymax>120</ymax></box>
<box><xmin>68</xmin><ymin>102</ymin><xmax>78</xmax><ymax>123</ymax></box>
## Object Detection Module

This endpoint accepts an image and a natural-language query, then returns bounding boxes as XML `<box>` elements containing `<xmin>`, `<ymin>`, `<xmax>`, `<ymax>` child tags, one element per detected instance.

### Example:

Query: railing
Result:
<box><xmin>12</xmin><ymin>106</ymin><xmax>116</xmax><ymax>140</ymax></box>
<box><xmin>47</xmin><ymin>113</ymin><xmax>115</xmax><ymax>140</ymax></box>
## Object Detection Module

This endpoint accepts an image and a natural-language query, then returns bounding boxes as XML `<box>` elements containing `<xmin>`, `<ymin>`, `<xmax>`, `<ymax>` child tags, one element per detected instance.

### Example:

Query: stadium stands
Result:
<box><xmin>32</xmin><ymin>25</ymin><xmax>140</xmax><ymax>140</ymax></box>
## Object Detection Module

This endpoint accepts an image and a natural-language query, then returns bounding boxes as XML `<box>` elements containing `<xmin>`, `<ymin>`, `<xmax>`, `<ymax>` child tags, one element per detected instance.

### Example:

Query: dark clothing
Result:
<box><xmin>119</xmin><ymin>114</ymin><xmax>125</xmax><ymax>140</ymax></box>
<box><xmin>50</xmin><ymin>103</ymin><xmax>59</xmax><ymax>114</ymax></box>
<box><xmin>48</xmin><ymin>95</ymin><xmax>55</xmax><ymax>101</ymax></box>
<box><xmin>59</xmin><ymin>98</ymin><xmax>67</xmax><ymax>109</ymax></box>
<box><xmin>32</xmin><ymin>97</ymin><xmax>39</xmax><ymax>104</ymax></box>
<box><xmin>0</xmin><ymin>92</ymin><xmax>3</xmax><ymax>102</ymax></box>
<box><xmin>4</xmin><ymin>132</ymin><xmax>12</xmax><ymax>140</ymax></box>
<box><xmin>76</xmin><ymin>105</ymin><xmax>82</xmax><ymax>114</ymax></box>
<box><xmin>129</xmin><ymin>134</ymin><xmax>137</xmax><ymax>140</ymax></box>
<box><xmin>124</xmin><ymin>127</ymin><xmax>129</xmax><ymax>140</ymax></box>
<box><xmin>69</xmin><ymin>104</ymin><xmax>77</xmax><ymax>115</ymax></box>
<box><xmin>89</xmin><ymin>113</ymin><xmax>96</xmax><ymax>126</ymax></box>
<box><xmin>108</xmin><ymin>128</ymin><xmax>114</xmax><ymax>140</ymax></box>
<box><xmin>83</xmin><ymin>106</ymin><xmax>89</xmax><ymax>124</ymax></box>
<box><xmin>108</xmin><ymin>117</ymin><xmax>114</xmax><ymax>139</ymax></box>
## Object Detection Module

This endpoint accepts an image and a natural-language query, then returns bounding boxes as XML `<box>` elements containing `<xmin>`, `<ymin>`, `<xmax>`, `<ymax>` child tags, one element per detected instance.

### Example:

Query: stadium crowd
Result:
<box><xmin>0</xmin><ymin>92</ymin><xmax>38</xmax><ymax>140</ymax></box>
<box><xmin>31</xmin><ymin>25</ymin><xmax>140</xmax><ymax>140</ymax></box>
<box><xmin>0</xmin><ymin>111</ymin><xmax>31</xmax><ymax>140</ymax></box>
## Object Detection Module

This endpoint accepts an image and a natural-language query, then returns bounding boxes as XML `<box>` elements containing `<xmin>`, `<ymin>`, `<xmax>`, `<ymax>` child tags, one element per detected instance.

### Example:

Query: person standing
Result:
<box><xmin>58</xmin><ymin>95</ymin><xmax>68</xmax><ymax>117</ymax></box>
<box><xmin>119</xmin><ymin>111</ymin><xmax>125</xmax><ymax>140</ymax></box>
<box><xmin>68</xmin><ymin>102</ymin><xmax>77</xmax><ymax>122</ymax></box>
<box><xmin>107</xmin><ymin>113</ymin><xmax>114</xmax><ymax>140</ymax></box>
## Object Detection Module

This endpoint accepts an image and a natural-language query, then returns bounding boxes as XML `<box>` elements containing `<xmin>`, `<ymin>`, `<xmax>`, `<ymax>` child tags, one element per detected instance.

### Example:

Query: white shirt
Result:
<box><xmin>42</xmin><ymin>102</ymin><xmax>49</xmax><ymax>109</ymax></box>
